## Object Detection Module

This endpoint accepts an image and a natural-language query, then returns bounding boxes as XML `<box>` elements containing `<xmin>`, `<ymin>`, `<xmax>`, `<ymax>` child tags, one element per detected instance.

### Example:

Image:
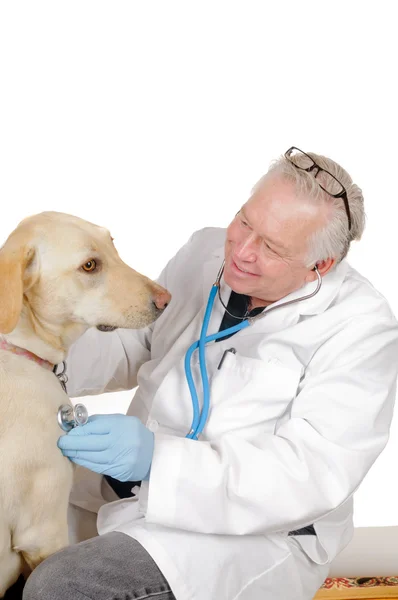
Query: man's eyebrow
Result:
<box><xmin>240</xmin><ymin>208</ymin><xmax>287</xmax><ymax>251</ymax></box>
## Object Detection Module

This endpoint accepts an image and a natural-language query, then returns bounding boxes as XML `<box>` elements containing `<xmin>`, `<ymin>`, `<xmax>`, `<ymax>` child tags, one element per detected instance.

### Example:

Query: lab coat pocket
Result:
<box><xmin>206</xmin><ymin>352</ymin><xmax>302</xmax><ymax>438</ymax></box>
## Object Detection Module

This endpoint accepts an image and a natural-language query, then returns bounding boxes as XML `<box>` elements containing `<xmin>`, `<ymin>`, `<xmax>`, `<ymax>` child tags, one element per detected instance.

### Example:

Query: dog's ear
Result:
<box><xmin>0</xmin><ymin>236</ymin><xmax>35</xmax><ymax>334</ymax></box>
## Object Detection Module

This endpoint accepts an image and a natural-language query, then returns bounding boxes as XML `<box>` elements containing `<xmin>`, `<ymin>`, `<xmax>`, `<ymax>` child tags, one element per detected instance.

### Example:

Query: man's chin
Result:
<box><xmin>223</xmin><ymin>270</ymin><xmax>251</xmax><ymax>295</ymax></box>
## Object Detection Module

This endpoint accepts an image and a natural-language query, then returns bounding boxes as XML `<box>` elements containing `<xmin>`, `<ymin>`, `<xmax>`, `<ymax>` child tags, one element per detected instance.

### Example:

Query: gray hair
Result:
<box><xmin>252</xmin><ymin>151</ymin><xmax>366</xmax><ymax>266</ymax></box>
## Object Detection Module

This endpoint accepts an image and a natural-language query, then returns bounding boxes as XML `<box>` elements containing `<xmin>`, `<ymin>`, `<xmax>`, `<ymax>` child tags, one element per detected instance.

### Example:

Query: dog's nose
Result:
<box><xmin>153</xmin><ymin>289</ymin><xmax>171</xmax><ymax>310</ymax></box>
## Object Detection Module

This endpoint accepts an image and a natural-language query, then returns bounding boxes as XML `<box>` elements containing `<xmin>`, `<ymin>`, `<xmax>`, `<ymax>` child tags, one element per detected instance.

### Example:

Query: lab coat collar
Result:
<box><xmin>203</xmin><ymin>246</ymin><xmax>350</xmax><ymax>322</ymax></box>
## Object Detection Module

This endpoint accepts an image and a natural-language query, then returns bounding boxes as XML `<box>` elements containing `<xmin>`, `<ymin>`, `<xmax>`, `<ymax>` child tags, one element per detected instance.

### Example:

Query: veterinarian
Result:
<box><xmin>24</xmin><ymin>148</ymin><xmax>398</xmax><ymax>600</ymax></box>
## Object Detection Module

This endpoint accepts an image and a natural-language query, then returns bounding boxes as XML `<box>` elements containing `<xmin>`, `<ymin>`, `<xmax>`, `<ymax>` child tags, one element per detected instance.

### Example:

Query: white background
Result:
<box><xmin>0</xmin><ymin>1</ymin><xmax>397</xmax><ymax>527</ymax></box>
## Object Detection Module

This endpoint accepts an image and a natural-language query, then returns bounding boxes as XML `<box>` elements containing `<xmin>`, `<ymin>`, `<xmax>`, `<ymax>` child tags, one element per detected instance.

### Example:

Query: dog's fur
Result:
<box><xmin>0</xmin><ymin>211</ymin><xmax>170</xmax><ymax>596</ymax></box>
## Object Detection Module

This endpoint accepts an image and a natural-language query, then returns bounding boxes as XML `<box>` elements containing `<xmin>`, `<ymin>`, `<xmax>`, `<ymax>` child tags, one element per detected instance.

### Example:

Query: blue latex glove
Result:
<box><xmin>57</xmin><ymin>414</ymin><xmax>154</xmax><ymax>482</ymax></box>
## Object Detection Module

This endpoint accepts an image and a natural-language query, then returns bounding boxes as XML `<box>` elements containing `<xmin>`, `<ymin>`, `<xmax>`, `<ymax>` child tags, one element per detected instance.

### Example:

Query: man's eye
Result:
<box><xmin>264</xmin><ymin>242</ymin><xmax>276</xmax><ymax>253</ymax></box>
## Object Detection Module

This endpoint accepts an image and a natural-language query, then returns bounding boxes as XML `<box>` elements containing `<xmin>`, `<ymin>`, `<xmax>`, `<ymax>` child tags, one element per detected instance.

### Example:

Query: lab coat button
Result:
<box><xmin>147</xmin><ymin>419</ymin><xmax>159</xmax><ymax>432</ymax></box>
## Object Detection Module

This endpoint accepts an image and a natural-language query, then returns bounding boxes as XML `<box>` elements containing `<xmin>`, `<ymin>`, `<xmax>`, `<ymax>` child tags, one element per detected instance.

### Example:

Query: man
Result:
<box><xmin>24</xmin><ymin>148</ymin><xmax>398</xmax><ymax>600</ymax></box>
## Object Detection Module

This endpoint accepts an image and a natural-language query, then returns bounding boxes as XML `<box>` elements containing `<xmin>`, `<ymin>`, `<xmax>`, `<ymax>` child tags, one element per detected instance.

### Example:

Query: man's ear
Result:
<box><xmin>305</xmin><ymin>257</ymin><xmax>336</xmax><ymax>283</ymax></box>
<box><xmin>0</xmin><ymin>237</ymin><xmax>35</xmax><ymax>334</ymax></box>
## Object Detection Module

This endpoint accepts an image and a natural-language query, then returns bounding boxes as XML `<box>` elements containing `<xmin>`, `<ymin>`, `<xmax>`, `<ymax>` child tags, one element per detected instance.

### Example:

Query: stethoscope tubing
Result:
<box><xmin>185</xmin><ymin>262</ymin><xmax>322</xmax><ymax>440</ymax></box>
<box><xmin>185</xmin><ymin>285</ymin><xmax>250</xmax><ymax>439</ymax></box>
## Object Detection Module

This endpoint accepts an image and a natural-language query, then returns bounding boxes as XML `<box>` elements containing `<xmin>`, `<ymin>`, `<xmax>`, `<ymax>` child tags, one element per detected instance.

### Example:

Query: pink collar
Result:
<box><xmin>0</xmin><ymin>339</ymin><xmax>54</xmax><ymax>371</ymax></box>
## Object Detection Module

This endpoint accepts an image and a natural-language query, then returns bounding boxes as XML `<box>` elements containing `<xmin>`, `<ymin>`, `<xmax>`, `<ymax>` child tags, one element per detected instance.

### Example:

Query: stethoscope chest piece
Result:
<box><xmin>57</xmin><ymin>403</ymin><xmax>89</xmax><ymax>432</ymax></box>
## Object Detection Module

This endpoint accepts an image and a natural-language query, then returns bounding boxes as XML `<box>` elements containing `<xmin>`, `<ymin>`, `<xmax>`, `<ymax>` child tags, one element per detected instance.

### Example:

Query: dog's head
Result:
<box><xmin>0</xmin><ymin>211</ymin><xmax>171</xmax><ymax>341</ymax></box>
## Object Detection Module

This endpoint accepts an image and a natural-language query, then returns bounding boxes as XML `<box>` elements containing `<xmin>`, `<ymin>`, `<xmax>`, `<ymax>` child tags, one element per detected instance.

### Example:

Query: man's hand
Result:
<box><xmin>57</xmin><ymin>414</ymin><xmax>154</xmax><ymax>481</ymax></box>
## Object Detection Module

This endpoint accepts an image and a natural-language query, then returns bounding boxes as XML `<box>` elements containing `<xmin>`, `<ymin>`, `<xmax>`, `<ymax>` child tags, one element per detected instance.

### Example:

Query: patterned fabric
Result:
<box><xmin>321</xmin><ymin>576</ymin><xmax>398</xmax><ymax>589</ymax></box>
<box><xmin>0</xmin><ymin>338</ymin><xmax>54</xmax><ymax>370</ymax></box>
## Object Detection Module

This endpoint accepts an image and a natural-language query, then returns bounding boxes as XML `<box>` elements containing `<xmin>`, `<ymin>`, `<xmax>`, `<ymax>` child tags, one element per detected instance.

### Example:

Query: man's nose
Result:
<box><xmin>235</xmin><ymin>233</ymin><xmax>257</xmax><ymax>260</ymax></box>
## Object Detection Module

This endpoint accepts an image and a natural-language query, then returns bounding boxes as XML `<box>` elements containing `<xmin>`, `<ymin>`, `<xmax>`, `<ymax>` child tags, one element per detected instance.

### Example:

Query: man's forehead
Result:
<box><xmin>250</xmin><ymin>175</ymin><xmax>301</xmax><ymax>207</ymax></box>
<box><xmin>247</xmin><ymin>176</ymin><xmax>322</xmax><ymax>223</ymax></box>
<box><xmin>241</xmin><ymin>180</ymin><xmax>324</xmax><ymax>252</ymax></box>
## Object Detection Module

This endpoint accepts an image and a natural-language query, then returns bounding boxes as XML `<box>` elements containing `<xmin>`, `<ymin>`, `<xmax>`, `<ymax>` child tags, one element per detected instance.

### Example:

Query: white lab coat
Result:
<box><xmin>66</xmin><ymin>227</ymin><xmax>398</xmax><ymax>600</ymax></box>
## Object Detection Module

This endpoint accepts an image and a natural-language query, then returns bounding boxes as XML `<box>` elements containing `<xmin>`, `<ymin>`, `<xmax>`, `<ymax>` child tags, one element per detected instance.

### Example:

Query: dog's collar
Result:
<box><xmin>0</xmin><ymin>339</ymin><xmax>68</xmax><ymax>391</ymax></box>
<box><xmin>0</xmin><ymin>338</ymin><xmax>55</xmax><ymax>371</ymax></box>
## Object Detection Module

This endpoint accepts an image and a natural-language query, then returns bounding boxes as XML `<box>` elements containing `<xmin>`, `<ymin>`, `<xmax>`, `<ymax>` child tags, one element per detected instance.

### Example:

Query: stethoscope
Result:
<box><xmin>54</xmin><ymin>361</ymin><xmax>89</xmax><ymax>432</ymax></box>
<box><xmin>184</xmin><ymin>260</ymin><xmax>322</xmax><ymax>440</ymax></box>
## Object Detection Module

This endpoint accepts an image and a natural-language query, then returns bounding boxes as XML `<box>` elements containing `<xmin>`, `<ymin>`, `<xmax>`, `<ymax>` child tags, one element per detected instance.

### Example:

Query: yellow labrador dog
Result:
<box><xmin>0</xmin><ymin>211</ymin><xmax>170</xmax><ymax>596</ymax></box>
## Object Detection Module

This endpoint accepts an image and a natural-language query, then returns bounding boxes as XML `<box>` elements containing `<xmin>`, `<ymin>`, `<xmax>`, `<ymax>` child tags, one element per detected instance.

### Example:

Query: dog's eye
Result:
<box><xmin>82</xmin><ymin>259</ymin><xmax>97</xmax><ymax>272</ymax></box>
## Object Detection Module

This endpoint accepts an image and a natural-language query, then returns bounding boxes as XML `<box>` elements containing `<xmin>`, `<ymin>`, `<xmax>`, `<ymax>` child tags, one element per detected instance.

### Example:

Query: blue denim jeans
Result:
<box><xmin>23</xmin><ymin>532</ymin><xmax>176</xmax><ymax>600</ymax></box>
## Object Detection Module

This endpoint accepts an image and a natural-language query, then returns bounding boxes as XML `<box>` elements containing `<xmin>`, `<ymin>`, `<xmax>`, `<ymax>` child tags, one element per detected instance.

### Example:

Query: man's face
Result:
<box><xmin>224</xmin><ymin>174</ymin><xmax>328</xmax><ymax>307</ymax></box>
